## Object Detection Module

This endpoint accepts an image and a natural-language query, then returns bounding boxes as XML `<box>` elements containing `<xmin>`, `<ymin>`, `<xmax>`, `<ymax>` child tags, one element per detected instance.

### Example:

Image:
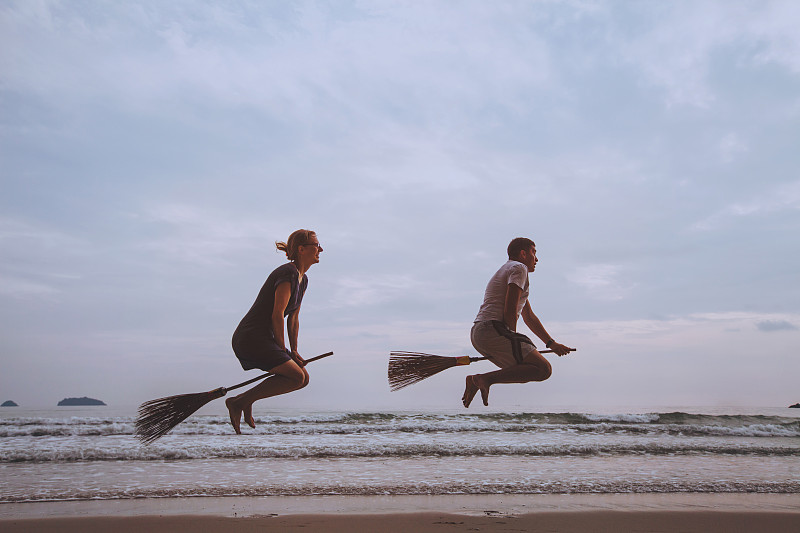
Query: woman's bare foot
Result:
<box><xmin>462</xmin><ymin>375</ymin><xmax>479</xmax><ymax>408</ymax></box>
<box><xmin>243</xmin><ymin>404</ymin><xmax>256</xmax><ymax>429</ymax></box>
<box><xmin>225</xmin><ymin>397</ymin><xmax>242</xmax><ymax>435</ymax></box>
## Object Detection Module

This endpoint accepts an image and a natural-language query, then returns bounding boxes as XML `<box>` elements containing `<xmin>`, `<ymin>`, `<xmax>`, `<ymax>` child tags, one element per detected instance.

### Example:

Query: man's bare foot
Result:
<box><xmin>225</xmin><ymin>397</ymin><xmax>242</xmax><ymax>435</ymax></box>
<box><xmin>243</xmin><ymin>404</ymin><xmax>256</xmax><ymax>429</ymax></box>
<box><xmin>462</xmin><ymin>375</ymin><xmax>479</xmax><ymax>408</ymax></box>
<box><xmin>474</xmin><ymin>374</ymin><xmax>490</xmax><ymax>406</ymax></box>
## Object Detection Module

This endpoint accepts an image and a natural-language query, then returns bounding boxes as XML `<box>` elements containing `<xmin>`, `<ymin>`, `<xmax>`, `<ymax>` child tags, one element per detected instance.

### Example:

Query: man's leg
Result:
<box><xmin>464</xmin><ymin>350</ymin><xmax>552</xmax><ymax>407</ymax></box>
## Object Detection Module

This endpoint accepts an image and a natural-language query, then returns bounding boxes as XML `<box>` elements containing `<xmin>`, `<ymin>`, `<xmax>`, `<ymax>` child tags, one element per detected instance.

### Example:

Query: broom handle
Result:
<box><xmin>223</xmin><ymin>351</ymin><xmax>334</xmax><ymax>393</ymax></box>
<box><xmin>467</xmin><ymin>347</ymin><xmax>575</xmax><ymax>362</ymax></box>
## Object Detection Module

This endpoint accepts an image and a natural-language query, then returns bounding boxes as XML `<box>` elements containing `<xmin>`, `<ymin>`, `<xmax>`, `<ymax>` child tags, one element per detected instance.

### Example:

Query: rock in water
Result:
<box><xmin>57</xmin><ymin>397</ymin><xmax>106</xmax><ymax>406</ymax></box>
<box><xmin>1</xmin><ymin>400</ymin><xmax>18</xmax><ymax>407</ymax></box>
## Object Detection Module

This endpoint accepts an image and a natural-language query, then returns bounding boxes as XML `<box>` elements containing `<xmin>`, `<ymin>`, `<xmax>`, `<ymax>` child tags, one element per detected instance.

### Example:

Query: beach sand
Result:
<box><xmin>2</xmin><ymin>494</ymin><xmax>798</xmax><ymax>532</ymax></box>
<box><xmin>2</xmin><ymin>511</ymin><xmax>800</xmax><ymax>533</ymax></box>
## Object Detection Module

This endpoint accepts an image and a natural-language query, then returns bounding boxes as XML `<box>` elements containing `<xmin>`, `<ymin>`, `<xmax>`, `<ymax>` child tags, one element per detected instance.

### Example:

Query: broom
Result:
<box><xmin>135</xmin><ymin>351</ymin><xmax>333</xmax><ymax>444</ymax></box>
<box><xmin>388</xmin><ymin>349</ymin><xmax>575</xmax><ymax>391</ymax></box>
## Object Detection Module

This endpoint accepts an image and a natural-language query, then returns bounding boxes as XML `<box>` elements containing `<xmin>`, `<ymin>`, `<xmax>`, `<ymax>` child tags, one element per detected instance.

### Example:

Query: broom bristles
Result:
<box><xmin>135</xmin><ymin>351</ymin><xmax>334</xmax><ymax>444</ymax></box>
<box><xmin>388</xmin><ymin>351</ymin><xmax>462</xmax><ymax>391</ymax></box>
<box><xmin>135</xmin><ymin>387</ymin><xmax>225</xmax><ymax>444</ymax></box>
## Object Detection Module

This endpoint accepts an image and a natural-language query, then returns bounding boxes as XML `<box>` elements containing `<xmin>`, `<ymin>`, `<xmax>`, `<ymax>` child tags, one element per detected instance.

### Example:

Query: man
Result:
<box><xmin>463</xmin><ymin>237</ymin><xmax>573</xmax><ymax>407</ymax></box>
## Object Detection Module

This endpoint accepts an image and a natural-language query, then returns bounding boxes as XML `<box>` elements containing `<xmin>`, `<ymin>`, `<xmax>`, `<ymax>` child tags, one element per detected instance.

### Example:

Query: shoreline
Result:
<box><xmin>2</xmin><ymin>513</ymin><xmax>799</xmax><ymax>533</ymax></box>
<box><xmin>2</xmin><ymin>493</ymin><xmax>799</xmax><ymax>519</ymax></box>
<box><xmin>3</xmin><ymin>495</ymin><xmax>798</xmax><ymax>532</ymax></box>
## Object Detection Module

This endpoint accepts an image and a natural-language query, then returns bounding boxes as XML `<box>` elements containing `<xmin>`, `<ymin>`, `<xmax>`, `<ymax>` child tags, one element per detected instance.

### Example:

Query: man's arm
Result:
<box><xmin>504</xmin><ymin>283</ymin><xmax>524</xmax><ymax>331</ymax></box>
<box><xmin>521</xmin><ymin>300</ymin><xmax>571</xmax><ymax>356</ymax></box>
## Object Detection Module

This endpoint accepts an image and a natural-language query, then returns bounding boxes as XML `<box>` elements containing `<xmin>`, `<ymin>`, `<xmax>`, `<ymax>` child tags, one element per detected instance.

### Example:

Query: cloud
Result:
<box><xmin>609</xmin><ymin>1</ymin><xmax>800</xmax><ymax>108</ymax></box>
<box><xmin>692</xmin><ymin>180</ymin><xmax>800</xmax><ymax>230</ymax></box>
<box><xmin>555</xmin><ymin>311</ymin><xmax>800</xmax><ymax>348</ymax></box>
<box><xmin>718</xmin><ymin>132</ymin><xmax>748</xmax><ymax>164</ymax></box>
<box><xmin>0</xmin><ymin>274</ymin><xmax>60</xmax><ymax>298</ymax></box>
<box><xmin>756</xmin><ymin>320</ymin><xmax>798</xmax><ymax>332</ymax></box>
<box><xmin>0</xmin><ymin>1</ymin><xmax>555</xmax><ymax>126</ymax></box>
<box><xmin>134</xmin><ymin>203</ymin><xmax>278</xmax><ymax>266</ymax></box>
<box><xmin>330</xmin><ymin>274</ymin><xmax>423</xmax><ymax>308</ymax></box>
<box><xmin>2</xmin><ymin>1</ymin><xmax>800</xmax><ymax>407</ymax></box>
<box><xmin>566</xmin><ymin>264</ymin><xmax>635</xmax><ymax>301</ymax></box>
<box><xmin>0</xmin><ymin>216</ymin><xmax>88</xmax><ymax>298</ymax></box>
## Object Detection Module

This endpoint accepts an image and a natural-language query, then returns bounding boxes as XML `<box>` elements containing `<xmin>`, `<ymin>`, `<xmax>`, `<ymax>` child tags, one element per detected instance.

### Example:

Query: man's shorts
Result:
<box><xmin>470</xmin><ymin>320</ymin><xmax>538</xmax><ymax>368</ymax></box>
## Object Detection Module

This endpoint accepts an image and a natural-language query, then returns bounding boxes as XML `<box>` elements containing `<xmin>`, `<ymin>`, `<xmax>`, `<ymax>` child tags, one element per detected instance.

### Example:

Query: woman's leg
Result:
<box><xmin>226</xmin><ymin>360</ymin><xmax>308</xmax><ymax>434</ymax></box>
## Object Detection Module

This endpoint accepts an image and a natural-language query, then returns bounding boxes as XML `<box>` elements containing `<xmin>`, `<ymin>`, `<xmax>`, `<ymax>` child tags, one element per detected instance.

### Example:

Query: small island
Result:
<box><xmin>790</xmin><ymin>403</ymin><xmax>800</xmax><ymax>409</ymax></box>
<box><xmin>2</xmin><ymin>400</ymin><xmax>18</xmax><ymax>407</ymax></box>
<box><xmin>57</xmin><ymin>397</ymin><xmax>106</xmax><ymax>406</ymax></box>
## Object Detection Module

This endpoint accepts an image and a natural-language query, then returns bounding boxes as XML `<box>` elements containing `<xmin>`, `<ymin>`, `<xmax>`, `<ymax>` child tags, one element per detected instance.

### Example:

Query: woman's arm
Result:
<box><xmin>287</xmin><ymin>308</ymin><xmax>305</xmax><ymax>365</ymax></box>
<box><xmin>287</xmin><ymin>308</ymin><xmax>300</xmax><ymax>353</ymax></box>
<box><xmin>271</xmin><ymin>281</ymin><xmax>292</xmax><ymax>351</ymax></box>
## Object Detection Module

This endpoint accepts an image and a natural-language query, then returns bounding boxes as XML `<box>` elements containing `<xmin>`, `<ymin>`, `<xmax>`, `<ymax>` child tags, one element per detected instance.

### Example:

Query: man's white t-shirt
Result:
<box><xmin>474</xmin><ymin>260</ymin><xmax>529</xmax><ymax>323</ymax></box>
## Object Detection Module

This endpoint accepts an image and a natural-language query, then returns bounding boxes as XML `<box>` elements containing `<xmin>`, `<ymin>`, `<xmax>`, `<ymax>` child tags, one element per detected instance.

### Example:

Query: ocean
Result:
<box><xmin>1</xmin><ymin>406</ymin><xmax>798</xmax><ymax>503</ymax></box>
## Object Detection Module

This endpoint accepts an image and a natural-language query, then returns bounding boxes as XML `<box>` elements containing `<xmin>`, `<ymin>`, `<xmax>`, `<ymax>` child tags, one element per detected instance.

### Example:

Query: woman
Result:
<box><xmin>225</xmin><ymin>229</ymin><xmax>323</xmax><ymax>434</ymax></box>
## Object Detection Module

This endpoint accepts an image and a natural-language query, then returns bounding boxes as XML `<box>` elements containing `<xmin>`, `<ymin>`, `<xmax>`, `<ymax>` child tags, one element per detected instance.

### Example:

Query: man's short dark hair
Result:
<box><xmin>507</xmin><ymin>237</ymin><xmax>535</xmax><ymax>259</ymax></box>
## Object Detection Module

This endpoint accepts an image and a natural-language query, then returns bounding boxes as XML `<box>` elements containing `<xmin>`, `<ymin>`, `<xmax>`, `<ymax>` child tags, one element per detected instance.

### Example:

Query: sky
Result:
<box><xmin>1</xmin><ymin>0</ymin><xmax>798</xmax><ymax>411</ymax></box>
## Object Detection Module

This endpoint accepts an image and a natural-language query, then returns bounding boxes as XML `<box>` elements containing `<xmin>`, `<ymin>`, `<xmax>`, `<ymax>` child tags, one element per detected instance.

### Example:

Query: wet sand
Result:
<box><xmin>2</xmin><ymin>494</ymin><xmax>798</xmax><ymax>532</ymax></box>
<box><xmin>2</xmin><ymin>511</ymin><xmax>800</xmax><ymax>533</ymax></box>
